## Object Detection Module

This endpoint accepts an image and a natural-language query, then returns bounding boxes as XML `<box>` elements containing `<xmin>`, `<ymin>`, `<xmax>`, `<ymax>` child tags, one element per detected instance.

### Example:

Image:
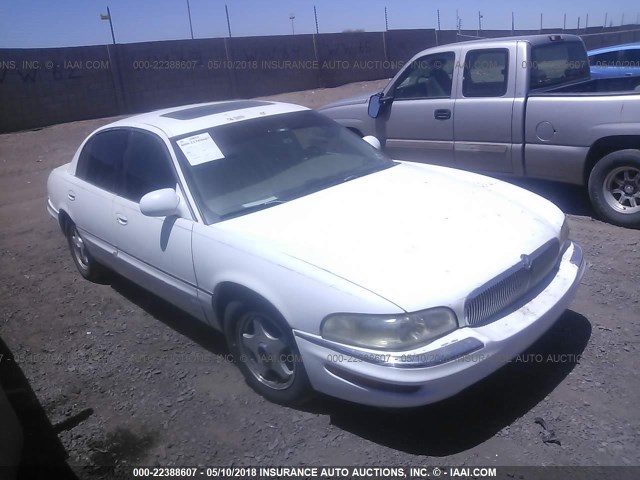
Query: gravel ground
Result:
<box><xmin>0</xmin><ymin>80</ymin><xmax>638</xmax><ymax>478</ymax></box>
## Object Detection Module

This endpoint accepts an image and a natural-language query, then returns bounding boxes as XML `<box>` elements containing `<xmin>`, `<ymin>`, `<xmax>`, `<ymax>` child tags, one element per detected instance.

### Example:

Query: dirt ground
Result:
<box><xmin>0</xmin><ymin>80</ymin><xmax>638</xmax><ymax>478</ymax></box>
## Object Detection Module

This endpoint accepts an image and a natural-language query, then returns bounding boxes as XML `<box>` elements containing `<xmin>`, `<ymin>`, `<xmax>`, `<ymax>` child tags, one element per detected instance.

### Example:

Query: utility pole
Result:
<box><xmin>225</xmin><ymin>4</ymin><xmax>232</xmax><ymax>37</ymax></box>
<box><xmin>621</xmin><ymin>13</ymin><xmax>625</xmax><ymax>26</ymax></box>
<box><xmin>577</xmin><ymin>16</ymin><xmax>581</xmax><ymax>33</ymax></box>
<box><xmin>604</xmin><ymin>12</ymin><xmax>608</xmax><ymax>29</ymax></box>
<box><xmin>563</xmin><ymin>13</ymin><xmax>566</xmax><ymax>32</ymax></box>
<box><xmin>511</xmin><ymin>12</ymin><xmax>515</xmax><ymax>35</ymax></box>
<box><xmin>384</xmin><ymin>7</ymin><xmax>389</xmax><ymax>31</ymax></box>
<box><xmin>539</xmin><ymin>13</ymin><xmax>543</xmax><ymax>33</ymax></box>
<box><xmin>436</xmin><ymin>9</ymin><xmax>440</xmax><ymax>45</ymax></box>
<box><xmin>313</xmin><ymin>5</ymin><xmax>319</xmax><ymax>34</ymax></box>
<box><xmin>586</xmin><ymin>13</ymin><xmax>589</xmax><ymax>30</ymax></box>
<box><xmin>456</xmin><ymin>9</ymin><xmax>459</xmax><ymax>33</ymax></box>
<box><xmin>477</xmin><ymin>11</ymin><xmax>482</xmax><ymax>37</ymax></box>
<box><xmin>186</xmin><ymin>0</ymin><xmax>194</xmax><ymax>39</ymax></box>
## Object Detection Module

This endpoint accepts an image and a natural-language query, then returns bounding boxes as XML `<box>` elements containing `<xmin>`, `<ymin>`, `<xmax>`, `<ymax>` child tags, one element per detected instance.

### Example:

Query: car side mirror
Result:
<box><xmin>139</xmin><ymin>188</ymin><xmax>180</xmax><ymax>217</ymax></box>
<box><xmin>368</xmin><ymin>93</ymin><xmax>383</xmax><ymax>118</ymax></box>
<box><xmin>362</xmin><ymin>135</ymin><xmax>382</xmax><ymax>150</ymax></box>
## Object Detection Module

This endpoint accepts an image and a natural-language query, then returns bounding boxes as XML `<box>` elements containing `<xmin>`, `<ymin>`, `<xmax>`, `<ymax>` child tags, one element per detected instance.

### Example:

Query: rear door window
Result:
<box><xmin>462</xmin><ymin>49</ymin><xmax>509</xmax><ymax>97</ymax></box>
<box><xmin>76</xmin><ymin>129</ymin><xmax>129</xmax><ymax>192</ymax></box>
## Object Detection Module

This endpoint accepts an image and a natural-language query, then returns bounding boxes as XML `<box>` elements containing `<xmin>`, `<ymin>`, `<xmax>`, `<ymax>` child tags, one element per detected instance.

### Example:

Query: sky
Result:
<box><xmin>0</xmin><ymin>0</ymin><xmax>639</xmax><ymax>48</ymax></box>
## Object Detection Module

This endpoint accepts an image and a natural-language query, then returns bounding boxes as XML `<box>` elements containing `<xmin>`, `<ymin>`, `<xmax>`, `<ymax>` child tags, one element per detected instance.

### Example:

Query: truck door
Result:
<box><xmin>377</xmin><ymin>50</ymin><xmax>456</xmax><ymax>166</ymax></box>
<box><xmin>453</xmin><ymin>47</ymin><xmax>517</xmax><ymax>174</ymax></box>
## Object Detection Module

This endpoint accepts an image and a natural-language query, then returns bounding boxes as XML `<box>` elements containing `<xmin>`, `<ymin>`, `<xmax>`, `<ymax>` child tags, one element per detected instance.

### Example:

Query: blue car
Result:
<box><xmin>588</xmin><ymin>42</ymin><xmax>640</xmax><ymax>78</ymax></box>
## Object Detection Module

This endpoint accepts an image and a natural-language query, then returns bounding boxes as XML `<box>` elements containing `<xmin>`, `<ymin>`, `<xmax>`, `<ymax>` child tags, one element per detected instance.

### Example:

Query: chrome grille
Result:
<box><xmin>464</xmin><ymin>240</ymin><xmax>560</xmax><ymax>326</ymax></box>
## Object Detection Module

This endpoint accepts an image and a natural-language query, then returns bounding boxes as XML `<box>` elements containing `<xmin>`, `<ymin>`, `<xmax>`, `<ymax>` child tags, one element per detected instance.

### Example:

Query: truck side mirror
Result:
<box><xmin>368</xmin><ymin>94</ymin><xmax>383</xmax><ymax>118</ymax></box>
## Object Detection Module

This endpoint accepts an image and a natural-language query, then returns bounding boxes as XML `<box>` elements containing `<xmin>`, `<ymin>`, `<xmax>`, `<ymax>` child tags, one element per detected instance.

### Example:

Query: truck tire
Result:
<box><xmin>588</xmin><ymin>149</ymin><xmax>640</xmax><ymax>229</ymax></box>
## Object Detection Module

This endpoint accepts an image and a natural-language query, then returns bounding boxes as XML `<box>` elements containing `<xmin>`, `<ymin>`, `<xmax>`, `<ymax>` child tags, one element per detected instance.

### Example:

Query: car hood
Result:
<box><xmin>216</xmin><ymin>163</ymin><xmax>564</xmax><ymax>312</ymax></box>
<box><xmin>319</xmin><ymin>92</ymin><xmax>375</xmax><ymax>110</ymax></box>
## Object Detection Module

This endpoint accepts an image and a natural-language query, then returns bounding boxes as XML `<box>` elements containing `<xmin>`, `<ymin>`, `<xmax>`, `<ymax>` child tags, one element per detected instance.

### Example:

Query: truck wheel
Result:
<box><xmin>225</xmin><ymin>300</ymin><xmax>314</xmax><ymax>405</ymax></box>
<box><xmin>66</xmin><ymin>222</ymin><xmax>107</xmax><ymax>281</ymax></box>
<box><xmin>588</xmin><ymin>149</ymin><xmax>640</xmax><ymax>229</ymax></box>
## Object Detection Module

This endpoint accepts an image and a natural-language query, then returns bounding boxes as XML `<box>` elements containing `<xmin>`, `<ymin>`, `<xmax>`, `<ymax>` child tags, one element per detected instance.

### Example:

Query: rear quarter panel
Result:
<box><xmin>524</xmin><ymin>93</ymin><xmax>640</xmax><ymax>184</ymax></box>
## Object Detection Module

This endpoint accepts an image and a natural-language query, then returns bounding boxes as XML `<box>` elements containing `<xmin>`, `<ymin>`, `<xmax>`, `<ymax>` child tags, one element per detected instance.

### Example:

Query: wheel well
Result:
<box><xmin>58</xmin><ymin>209</ymin><xmax>72</xmax><ymax>234</ymax></box>
<box><xmin>213</xmin><ymin>282</ymin><xmax>281</xmax><ymax>330</ymax></box>
<box><xmin>346</xmin><ymin>127</ymin><xmax>364</xmax><ymax>138</ymax></box>
<box><xmin>585</xmin><ymin>136</ymin><xmax>640</xmax><ymax>183</ymax></box>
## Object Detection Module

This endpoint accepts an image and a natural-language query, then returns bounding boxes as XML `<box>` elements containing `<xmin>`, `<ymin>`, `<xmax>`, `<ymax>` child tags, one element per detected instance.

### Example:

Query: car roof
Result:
<box><xmin>104</xmin><ymin>100</ymin><xmax>310</xmax><ymax>137</ymax></box>
<box><xmin>588</xmin><ymin>42</ymin><xmax>640</xmax><ymax>56</ymax></box>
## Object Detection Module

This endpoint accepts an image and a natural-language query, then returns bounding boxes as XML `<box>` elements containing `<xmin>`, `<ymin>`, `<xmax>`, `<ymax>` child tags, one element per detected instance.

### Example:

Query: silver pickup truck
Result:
<box><xmin>319</xmin><ymin>34</ymin><xmax>640</xmax><ymax>228</ymax></box>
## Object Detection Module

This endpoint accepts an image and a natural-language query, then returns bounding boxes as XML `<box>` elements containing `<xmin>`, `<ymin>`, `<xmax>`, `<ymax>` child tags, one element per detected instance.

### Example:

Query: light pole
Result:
<box><xmin>289</xmin><ymin>13</ymin><xmax>296</xmax><ymax>35</ymax></box>
<box><xmin>100</xmin><ymin>7</ymin><xmax>116</xmax><ymax>44</ymax></box>
<box><xmin>186</xmin><ymin>0</ymin><xmax>194</xmax><ymax>39</ymax></box>
<box><xmin>314</xmin><ymin>5</ymin><xmax>319</xmax><ymax>34</ymax></box>
<box><xmin>225</xmin><ymin>4</ymin><xmax>232</xmax><ymax>38</ymax></box>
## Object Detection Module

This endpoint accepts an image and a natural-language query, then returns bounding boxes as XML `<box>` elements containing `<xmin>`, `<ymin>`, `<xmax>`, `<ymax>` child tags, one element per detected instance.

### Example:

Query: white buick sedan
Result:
<box><xmin>47</xmin><ymin>100</ymin><xmax>585</xmax><ymax>407</ymax></box>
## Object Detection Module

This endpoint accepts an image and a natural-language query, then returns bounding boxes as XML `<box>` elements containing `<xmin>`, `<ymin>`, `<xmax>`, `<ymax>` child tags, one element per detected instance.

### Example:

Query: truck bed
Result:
<box><xmin>537</xmin><ymin>76</ymin><xmax>640</xmax><ymax>94</ymax></box>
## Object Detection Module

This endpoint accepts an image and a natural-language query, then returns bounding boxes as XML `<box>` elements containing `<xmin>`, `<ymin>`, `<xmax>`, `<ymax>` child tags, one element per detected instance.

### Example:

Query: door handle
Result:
<box><xmin>116</xmin><ymin>214</ymin><xmax>128</xmax><ymax>225</ymax></box>
<box><xmin>434</xmin><ymin>109</ymin><xmax>452</xmax><ymax>120</ymax></box>
<box><xmin>67</xmin><ymin>190</ymin><xmax>76</xmax><ymax>201</ymax></box>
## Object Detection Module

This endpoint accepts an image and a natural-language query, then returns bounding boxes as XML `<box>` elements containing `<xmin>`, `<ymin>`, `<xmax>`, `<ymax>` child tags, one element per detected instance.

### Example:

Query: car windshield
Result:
<box><xmin>171</xmin><ymin>110</ymin><xmax>395</xmax><ymax>224</ymax></box>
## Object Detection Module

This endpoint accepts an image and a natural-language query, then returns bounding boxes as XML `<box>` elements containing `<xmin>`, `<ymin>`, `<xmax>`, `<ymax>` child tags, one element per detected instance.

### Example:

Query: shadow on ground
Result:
<box><xmin>502</xmin><ymin>177</ymin><xmax>594</xmax><ymax>218</ymax></box>
<box><xmin>110</xmin><ymin>275</ymin><xmax>229</xmax><ymax>357</ymax></box>
<box><xmin>312</xmin><ymin>310</ymin><xmax>591</xmax><ymax>456</ymax></box>
<box><xmin>110</xmin><ymin>273</ymin><xmax>592</xmax><ymax>457</ymax></box>
<box><xmin>0</xmin><ymin>337</ymin><xmax>79</xmax><ymax>480</ymax></box>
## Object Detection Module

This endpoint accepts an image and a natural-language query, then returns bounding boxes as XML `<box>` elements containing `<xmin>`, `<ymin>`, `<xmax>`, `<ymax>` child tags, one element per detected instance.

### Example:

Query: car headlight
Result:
<box><xmin>560</xmin><ymin>217</ymin><xmax>570</xmax><ymax>250</ymax></box>
<box><xmin>321</xmin><ymin>307</ymin><xmax>458</xmax><ymax>351</ymax></box>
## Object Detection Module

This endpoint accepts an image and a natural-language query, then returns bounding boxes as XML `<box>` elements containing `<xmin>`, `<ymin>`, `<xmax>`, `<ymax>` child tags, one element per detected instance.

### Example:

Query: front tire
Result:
<box><xmin>65</xmin><ymin>222</ymin><xmax>106</xmax><ymax>281</ymax></box>
<box><xmin>588</xmin><ymin>149</ymin><xmax>640</xmax><ymax>229</ymax></box>
<box><xmin>225</xmin><ymin>301</ymin><xmax>314</xmax><ymax>405</ymax></box>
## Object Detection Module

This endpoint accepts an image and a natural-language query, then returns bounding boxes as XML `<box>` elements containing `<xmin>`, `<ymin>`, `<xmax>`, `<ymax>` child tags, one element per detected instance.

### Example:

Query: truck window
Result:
<box><xmin>393</xmin><ymin>52</ymin><xmax>455</xmax><ymax>100</ymax></box>
<box><xmin>462</xmin><ymin>49</ymin><xmax>508</xmax><ymax>97</ymax></box>
<box><xmin>530</xmin><ymin>41</ymin><xmax>589</xmax><ymax>89</ymax></box>
<box><xmin>76</xmin><ymin>130</ymin><xmax>129</xmax><ymax>193</ymax></box>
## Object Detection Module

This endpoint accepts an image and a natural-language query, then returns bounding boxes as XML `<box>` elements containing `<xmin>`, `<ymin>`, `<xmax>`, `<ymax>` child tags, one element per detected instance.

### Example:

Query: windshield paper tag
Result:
<box><xmin>177</xmin><ymin>133</ymin><xmax>224</xmax><ymax>166</ymax></box>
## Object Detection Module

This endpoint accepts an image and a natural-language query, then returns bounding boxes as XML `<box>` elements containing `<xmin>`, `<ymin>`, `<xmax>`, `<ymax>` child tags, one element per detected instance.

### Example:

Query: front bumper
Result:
<box><xmin>293</xmin><ymin>241</ymin><xmax>585</xmax><ymax>408</ymax></box>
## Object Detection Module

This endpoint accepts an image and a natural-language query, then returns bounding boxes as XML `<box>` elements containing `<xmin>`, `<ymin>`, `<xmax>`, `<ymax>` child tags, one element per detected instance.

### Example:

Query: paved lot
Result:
<box><xmin>0</xmin><ymin>80</ymin><xmax>638</xmax><ymax>477</ymax></box>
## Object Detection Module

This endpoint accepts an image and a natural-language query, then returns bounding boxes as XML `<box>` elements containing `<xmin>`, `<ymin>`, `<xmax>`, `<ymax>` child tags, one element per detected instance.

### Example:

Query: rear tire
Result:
<box><xmin>65</xmin><ymin>222</ymin><xmax>107</xmax><ymax>281</ymax></box>
<box><xmin>588</xmin><ymin>149</ymin><xmax>640</xmax><ymax>229</ymax></box>
<box><xmin>224</xmin><ymin>300</ymin><xmax>314</xmax><ymax>406</ymax></box>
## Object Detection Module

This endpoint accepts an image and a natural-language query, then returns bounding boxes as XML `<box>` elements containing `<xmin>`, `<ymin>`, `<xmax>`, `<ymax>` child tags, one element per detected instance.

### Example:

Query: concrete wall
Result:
<box><xmin>1</xmin><ymin>26</ymin><xmax>640</xmax><ymax>132</ymax></box>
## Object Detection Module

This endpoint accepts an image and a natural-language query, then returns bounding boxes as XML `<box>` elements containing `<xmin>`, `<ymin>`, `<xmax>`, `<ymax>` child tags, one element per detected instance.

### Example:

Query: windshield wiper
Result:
<box><xmin>219</xmin><ymin>198</ymin><xmax>285</xmax><ymax>220</ymax></box>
